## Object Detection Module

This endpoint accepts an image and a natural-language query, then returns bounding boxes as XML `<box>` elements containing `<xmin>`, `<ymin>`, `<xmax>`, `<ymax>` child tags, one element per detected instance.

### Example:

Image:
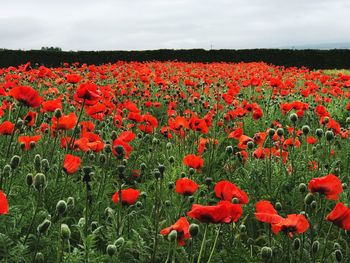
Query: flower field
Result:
<box><xmin>0</xmin><ymin>61</ymin><xmax>349</xmax><ymax>262</ymax></box>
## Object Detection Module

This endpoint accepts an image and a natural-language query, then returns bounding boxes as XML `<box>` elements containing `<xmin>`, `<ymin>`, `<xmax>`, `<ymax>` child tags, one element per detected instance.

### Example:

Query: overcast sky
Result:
<box><xmin>1</xmin><ymin>0</ymin><xmax>349</xmax><ymax>51</ymax></box>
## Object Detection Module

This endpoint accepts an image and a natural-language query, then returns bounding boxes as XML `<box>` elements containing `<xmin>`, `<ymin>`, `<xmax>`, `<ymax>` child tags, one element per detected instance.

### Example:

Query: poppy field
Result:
<box><xmin>0</xmin><ymin>61</ymin><xmax>349</xmax><ymax>263</ymax></box>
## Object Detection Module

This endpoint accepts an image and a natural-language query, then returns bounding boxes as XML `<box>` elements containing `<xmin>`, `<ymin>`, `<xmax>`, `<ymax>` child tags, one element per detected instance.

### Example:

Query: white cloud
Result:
<box><xmin>0</xmin><ymin>0</ymin><xmax>349</xmax><ymax>50</ymax></box>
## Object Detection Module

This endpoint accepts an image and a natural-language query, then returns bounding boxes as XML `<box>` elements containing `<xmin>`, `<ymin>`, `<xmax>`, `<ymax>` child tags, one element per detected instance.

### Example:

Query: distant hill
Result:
<box><xmin>279</xmin><ymin>43</ymin><xmax>350</xmax><ymax>50</ymax></box>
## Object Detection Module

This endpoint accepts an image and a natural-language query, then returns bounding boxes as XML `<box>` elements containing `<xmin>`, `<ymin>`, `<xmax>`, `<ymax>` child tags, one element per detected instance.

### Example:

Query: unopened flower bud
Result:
<box><xmin>10</xmin><ymin>155</ymin><xmax>21</xmax><ymax>170</ymax></box>
<box><xmin>106</xmin><ymin>244</ymin><xmax>117</xmax><ymax>257</ymax></box>
<box><xmin>261</xmin><ymin>246</ymin><xmax>272</xmax><ymax>260</ymax></box>
<box><xmin>60</xmin><ymin>224</ymin><xmax>71</xmax><ymax>240</ymax></box>
<box><xmin>189</xmin><ymin>223</ymin><xmax>199</xmax><ymax>237</ymax></box>
<box><xmin>37</xmin><ymin>219</ymin><xmax>51</xmax><ymax>234</ymax></box>
<box><xmin>56</xmin><ymin>200</ymin><xmax>67</xmax><ymax>215</ymax></box>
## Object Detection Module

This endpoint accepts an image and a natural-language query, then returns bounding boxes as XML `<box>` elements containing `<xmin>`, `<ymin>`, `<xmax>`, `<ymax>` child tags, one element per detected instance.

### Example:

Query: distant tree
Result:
<box><xmin>40</xmin><ymin>46</ymin><xmax>62</xmax><ymax>51</ymax></box>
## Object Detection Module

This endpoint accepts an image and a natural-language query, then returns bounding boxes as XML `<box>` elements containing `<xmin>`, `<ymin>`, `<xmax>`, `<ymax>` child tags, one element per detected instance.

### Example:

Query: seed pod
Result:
<box><xmin>168</xmin><ymin>230</ymin><xmax>177</xmax><ymax>242</ymax></box>
<box><xmin>10</xmin><ymin>155</ymin><xmax>21</xmax><ymax>170</ymax></box>
<box><xmin>37</xmin><ymin>219</ymin><xmax>51</xmax><ymax>235</ymax></box>
<box><xmin>56</xmin><ymin>200</ymin><xmax>67</xmax><ymax>215</ymax></box>
<box><xmin>189</xmin><ymin>224</ymin><xmax>199</xmax><ymax>237</ymax></box>
<box><xmin>304</xmin><ymin>193</ymin><xmax>315</xmax><ymax>206</ymax></box>
<box><xmin>293</xmin><ymin>238</ymin><xmax>301</xmax><ymax>250</ymax></box>
<box><xmin>60</xmin><ymin>224</ymin><xmax>71</xmax><ymax>240</ymax></box>
<box><xmin>106</xmin><ymin>244</ymin><xmax>117</xmax><ymax>257</ymax></box>
<box><xmin>335</xmin><ymin>249</ymin><xmax>343</xmax><ymax>262</ymax></box>
<box><xmin>261</xmin><ymin>246</ymin><xmax>273</xmax><ymax>261</ymax></box>
<box><xmin>312</xmin><ymin>241</ymin><xmax>320</xmax><ymax>254</ymax></box>
<box><xmin>33</xmin><ymin>173</ymin><xmax>47</xmax><ymax>192</ymax></box>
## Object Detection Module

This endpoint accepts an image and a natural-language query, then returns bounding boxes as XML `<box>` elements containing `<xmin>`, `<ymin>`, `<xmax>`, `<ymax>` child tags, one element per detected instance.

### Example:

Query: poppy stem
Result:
<box><xmin>207</xmin><ymin>225</ymin><xmax>222</xmax><ymax>263</ymax></box>
<box><xmin>5</xmin><ymin>104</ymin><xmax>23</xmax><ymax>158</ymax></box>
<box><xmin>196</xmin><ymin>224</ymin><xmax>208</xmax><ymax>263</ymax></box>
<box><xmin>67</xmin><ymin>99</ymin><xmax>85</xmax><ymax>152</ymax></box>
<box><xmin>320</xmin><ymin>224</ymin><xmax>333</xmax><ymax>263</ymax></box>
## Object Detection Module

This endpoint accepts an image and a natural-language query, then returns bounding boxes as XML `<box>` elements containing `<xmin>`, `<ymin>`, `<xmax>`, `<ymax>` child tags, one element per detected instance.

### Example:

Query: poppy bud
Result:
<box><xmin>232</xmin><ymin>198</ymin><xmax>239</xmax><ymax>204</ymax></box>
<box><xmin>346</xmin><ymin>117</ymin><xmax>350</xmax><ymax>125</ymax></box>
<box><xmin>275</xmin><ymin>202</ymin><xmax>282</xmax><ymax>211</ymax></box>
<box><xmin>312</xmin><ymin>241</ymin><xmax>320</xmax><ymax>254</ymax></box>
<box><xmin>189</xmin><ymin>223</ymin><xmax>199</xmax><ymax>237</ymax></box>
<box><xmin>60</xmin><ymin>224</ymin><xmax>71</xmax><ymax>240</ymax></box>
<box><xmin>34</xmin><ymin>252</ymin><xmax>45</xmax><ymax>263</ymax></box>
<box><xmin>99</xmin><ymin>154</ymin><xmax>106</xmax><ymax>164</ymax></box>
<box><xmin>168</xmin><ymin>156</ymin><xmax>175</xmax><ymax>163</ymax></box>
<box><xmin>189</xmin><ymin>168</ymin><xmax>195</xmax><ymax>175</ymax></box>
<box><xmin>152</xmin><ymin>138</ymin><xmax>159</xmax><ymax>145</ymax></box>
<box><xmin>323</xmin><ymin>117</ymin><xmax>329</xmax><ymax>124</ymax></box>
<box><xmin>78</xmin><ymin>217</ymin><xmax>86</xmax><ymax>228</ymax></box>
<box><xmin>158</xmin><ymin>164</ymin><xmax>165</xmax><ymax>175</ymax></box>
<box><xmin>34</xmin><ymin>154</ymin><xmax>42</xmax><ymax>172</ymax></box>
<box><xmin>188</xmin><ymin>196</ymin><xmax>195</xmax><ymax>203</ymax></box>
<box><xmin>289</xmin><ymin>113</ymin><xmax>298</xmax><ymax>123</ymax></box>
<box><xmin>33</xmin><ymin>173</ymin><xmax>47</xmax><ymax>192</ymax></box>
<box><xmin>261</xmin><ymin>246</ymin><xmax>272</xmax><ymax>261</ymax></box>
<box><xmin>302</xmin><ymin>125</ymin><xmax>310</xmax><ymax>135</ymax></box>
<box><xmin>205</xmin><ymin>177</ymin><xmax>212</xmax><ymax>186</ymax></box>
<box><xmin>56</xmin><ymin>200</ymin><xmax>67</xmax><ymax>215</ymax></box>
<box><xmin>114</xmin><ymin>237</ymin><xmax>125</xmax><ymax>247</ymax></box>
<box><xmin>310</xmin><ymin>201</ymin><xmax>317</xmax><ymax>210</ymax></box>
<box><xmin>106</xmin><ymin>244</ymin><xmax>117</xmax><ymax>257</ymax></box>
<box><xmin>168</xmin><ymin>182</ymin><xmax>175</xmax><ymax>190</ymax></box>
<box><xmin>3</xmin><ymin>164</ymin><xmax>12</xmax><ymax>177</ymax></box>
<box><xmin>299</xmin><ymin>183</ymin><xmax>307</xmax><ymax>193</ymax></box>
<box><xmin>247</xmin><ymin>141</ymin><xmax>254</xmax><ymax>149</ymax></box>
<box><xmin>268</xmin><ymin>128</ymin><xmax>275</xmax><ymax>138</ymax></box>
<box><xmin>293</xmin><ymin>238</ymin><xmax>301</xmax><ymax>250</ymax></box>
<box><xmin>104</xmin><ymin>144</ymin><xmax>112</xmax><ymax>153</ymax></box>
<box><xmin>180</xmin><ymin>172</ymin><xmax>186</xmax><ymax>178</ymax></box>
<box><xmin>67</xmin><ymin>197</ymin><xmax>75</xmax><ymax>208</ymax></box>
<box><xmin>54</xmin><ymin>108</ymin><xmax>62</xmax><ymax>118</ymax></box>
<box><xmin>26</xmin><ymin>173</ymin><xmax>33</xmax><ymax>186</ymax></box>
<box><xmin>316</xmin><ymin>128</ymin><xmax>323</xmax><ymax>138</ymax></box>
<box><xmin>239</xmin><ymin>224</ymin><xmax>246</xmax><ymax>232</ymax></box>
<box><xmin>277</xmin><ymin>128</ymin><xmax>284</xmax><ymax>137</ymax></box>
<box><xmin>41</xmin><ymin>159</ymin><xmax>50</xmax><ymax>173</ymax></box>
<box><xmin>140</xmin><ymin>192</ymin><xmax>147</xmax><ymax>199</ymax></box>
<box><xmin>10</xmin><ymin>155</ymin><xmax>21</xmax><ymax>170</ymax></box>
<box><xmin>140</xmin><ymin>163</ymin><xmax>146</xmax><ymax>171</ymax></box>
<box><xmin>117</xmin><ymin>165</ymin><xmax>125</xmax><ymax>175</ymax></box>
<box><xmin>37</xmin><ymin>219</ymin><xmax>51</xmax><ymax>234</ymax></box>
<box><xmin>154</xmin><ymin>169</ymin><xmax>161</xmax><ymax>179</ymax></box>
<box><xmin>325</xmin><ymin>130</ymin><xmax>334</xmax><ymax>141</ymax></box>
<box><xmin>335</xmin><ymin>249</ymin><xmax>343</xmax><ymax>262</ymax></box>
<box><xmin>304</xmin><ymin>193</ymin><xmax>314</xmax><ymax>205</ymax></box>
<box><xmin>16</xmin><ymin>119</ymin><xmax>24</xmax><ymax>129</ymax></box>
<box><xmin>226</xmin><ymin>145</ymin><xmax>234</xmax><ymax>154</ymax></box>
<box><xmin>342</xmin><ymin>183</ymin><xmax>347</xmax><ymax>190</ymax></box>
<box><xmin>114</xmin><ymin>145</ymin><xmax>125</xmax><ymax>159</ymax></box>
<box><xmin>136</xmin><ymin>201</ymin><xmax>142</xmax><ymax>208</ymax></box>
<box><xmin>88</xmin><ymin>153</ymin><xmax>95</xmax><ymax>161</ymax></box>
<box><xmin>168</xmin><ymin>230</ymin><xmax>177</xmax><ymax>242</ymax></box>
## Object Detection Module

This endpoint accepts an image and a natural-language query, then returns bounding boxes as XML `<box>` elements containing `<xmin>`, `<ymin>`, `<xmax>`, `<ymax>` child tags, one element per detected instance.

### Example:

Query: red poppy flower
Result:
<box><xmin>18</xmin><ymin>135</ymin><xmax>41</xmax><ymax>150</ymax></box>
<box><xmin>255</xmin><ymin>200</ymin><xmax>283</xmax><ymax>224</ymax></box>
<box><xmin>66</xmin><ymin>74</ymin><xmax>82</xmax><ymax>84</ymax></box>
<box><xmin>175</xmin><ymin>178</ymin><xmax>199</xmax><ymax>196</ymax></box>
<box><xmin>0</xmin><ymin>190</ymin><xmax>9</xmax><ymax>215</ymax></box>
<box><xmin>0</xmin><ymin>121</ymin><xmax>15</xmax><ymax>135</ymax></box>
<box><xmin>75</xmin><ymin>82</ymin><xmax>100</xmax><ymax>103</ymax></box>
<box><xmin>52</xmin><ymin>112</ymin><xmax>78</xmax><ymax>131</ymax></box>
<box><xmin>183</xmin><ymin>154</ymin><xmax>204</xmax><ymax>171</ymax></box>
<box><xmin>160</xmin><ymin>217</ymin><xmax>190</xmax><ymax>246</ymax></box>
<box><xmin>308</xmin><ymin>174</ymin><xmax>343</xmax><ymax>200</ymax></box>
<box><xmin>187</xmin><ymin>200</ymin><xmax>242</xmax><ymax>224</ymax></box>
<box><xmin>214</xmin><ymin>180</ymin><xmax>249</xmax><ymax>204</ymax></box>
<box><xmin>23</xmin><ymin>111</ymin><xmax>37</xmax><ymax>126</ymax></box>
<box><xmin>271</xmin><ymin>214</ymin><xmax>309</xmax><ymax>237</ymax></box>
<box><xmin>326</xmin><ymin>202</ymin><xmax>350</xmax><ymax>230</ymax></box>
<box><xmin>112</xmin><ymin>188</ymin><xmax>141</xmax><ymax>205</ymax></box>
<box><xmin>9</xmin><ymin>86</ymin><xmax>43</xmax><ymax>108</ymax></box>
<box><xmin>112</xmin><ymin>131</ymin><xmax>136</xmax><ymax>158</ymax></box>
<box><xmin>41</xmin><ymin>98</ymin><xmax>62</xmax><ymax>113</ymax></box>
<box><xmin>63</xmin><ymin>154</ymin><xmax>81</xmax><ymax>175</ymax></box>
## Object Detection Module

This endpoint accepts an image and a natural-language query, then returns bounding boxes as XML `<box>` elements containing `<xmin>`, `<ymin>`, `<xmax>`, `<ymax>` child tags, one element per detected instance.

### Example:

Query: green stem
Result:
<box><xmin>207</xmin><ymin>225</ymin><xmax>222</xmax><ymax>263</ymax></box>
<box><xmin>196</xmin><ymin>224</ymin><xmax>208</xmax><ymax>263</ymax></box>
<box><xmin>6</xmin><ymin>104</ymin><xmax>23</xmax><ymax>158</ymax></box>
